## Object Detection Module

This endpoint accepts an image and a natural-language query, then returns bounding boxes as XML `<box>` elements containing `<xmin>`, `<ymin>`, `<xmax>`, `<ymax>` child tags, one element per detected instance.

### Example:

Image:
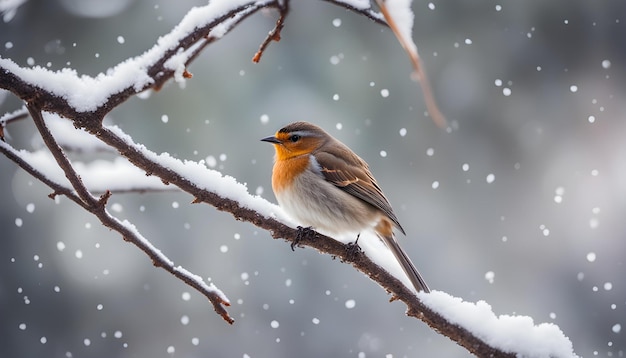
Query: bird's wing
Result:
<box><xmin>314</xmin><ymin>148</ymin><xmax>405</xmax><ymax>234</ymax></box>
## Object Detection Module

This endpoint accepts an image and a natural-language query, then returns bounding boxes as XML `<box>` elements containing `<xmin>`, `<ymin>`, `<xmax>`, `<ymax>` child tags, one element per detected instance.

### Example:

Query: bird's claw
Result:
<box><xmin>345</xmin><ymin>234</ymin><xmax>362</xmax><ymax>260</ymax></box>
<box><xmin>292</xmin><ymin>226</ymin><xmax>316</xmax><ymax>251</ymax></box>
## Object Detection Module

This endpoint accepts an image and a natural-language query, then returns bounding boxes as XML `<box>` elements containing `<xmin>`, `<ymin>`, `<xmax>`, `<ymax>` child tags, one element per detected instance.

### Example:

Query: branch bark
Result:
<box><xmin>0</xmin><ymin>1</ymin><xmax>514</xmax><ymax>356</ymax></box>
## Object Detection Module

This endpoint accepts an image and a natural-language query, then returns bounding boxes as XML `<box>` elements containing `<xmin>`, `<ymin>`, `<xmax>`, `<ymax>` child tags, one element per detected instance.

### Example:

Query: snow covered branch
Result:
<box><xmin>0</xmin><ymin>1</ymin><xmax>578</xmax><ymax>357</ymax></box>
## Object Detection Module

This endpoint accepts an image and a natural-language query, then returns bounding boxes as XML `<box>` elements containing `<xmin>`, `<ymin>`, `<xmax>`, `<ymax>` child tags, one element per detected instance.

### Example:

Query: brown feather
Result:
<box><xmin>313</xmin><ymin>142</ymin><xmax>406</xmax><ymax>235</ymax></box>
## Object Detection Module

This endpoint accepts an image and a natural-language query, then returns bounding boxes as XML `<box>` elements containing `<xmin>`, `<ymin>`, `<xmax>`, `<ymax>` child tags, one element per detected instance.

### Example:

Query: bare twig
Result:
<box><xmin>252</xmin><ymin>1</ymin><xmax>289</xmax><ymax>63</ymax></box>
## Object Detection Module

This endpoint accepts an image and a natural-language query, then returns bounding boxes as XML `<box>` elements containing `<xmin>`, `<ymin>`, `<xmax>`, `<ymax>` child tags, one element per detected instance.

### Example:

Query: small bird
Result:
<box><xmin>261</xmin><ymin>121</ymin><xmax>430</xmax><ymax>293</ymax></box>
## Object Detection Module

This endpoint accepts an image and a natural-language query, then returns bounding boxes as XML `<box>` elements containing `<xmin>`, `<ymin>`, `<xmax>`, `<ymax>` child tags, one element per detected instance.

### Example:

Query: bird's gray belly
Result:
<box><xmin>276</xmin><ymin>169</ymin><xmax>377</xmax><ymax>235</ymax></box>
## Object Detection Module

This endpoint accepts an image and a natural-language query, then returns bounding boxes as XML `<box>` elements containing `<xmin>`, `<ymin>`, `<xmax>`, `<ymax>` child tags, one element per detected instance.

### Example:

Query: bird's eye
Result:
<box><xmin>289</xmin><ymin>134</ymin><xmax>300</xmax><ymax>142</ymax></box>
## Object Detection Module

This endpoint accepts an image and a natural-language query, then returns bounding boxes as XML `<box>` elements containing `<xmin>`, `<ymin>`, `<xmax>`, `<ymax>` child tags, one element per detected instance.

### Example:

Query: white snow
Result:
<box><xmin>0</xmin><ymin>57</ymin><xmax>154</xmax><ymax>112</ymax></box>
<box><xmin>336</xmin><ymin>0</ymin><xmax>371</xmax><ymax>10</ymax></box>
<box><xmin>419</xmin><ymin>291</ymin><xmax>579</xmax><ymax>358</ymax></box>
<box><xmin>173</xmin><ymin>265</ymin><xmax>230</xmax><ymax>305</ymax></box>
<box><xmin>0</xmin><ymin>0</ymin><xmax>27</xmax><ymax>22</ymax></box>
<box><xmin>345</xmin><ymin>299</ymin><xmax>356</xmax><ymax>309</ymax></box>
<box><xmin>383</xmin><ymin>0</ymin><xmax>418</xmax><ymax>54</ymax></box>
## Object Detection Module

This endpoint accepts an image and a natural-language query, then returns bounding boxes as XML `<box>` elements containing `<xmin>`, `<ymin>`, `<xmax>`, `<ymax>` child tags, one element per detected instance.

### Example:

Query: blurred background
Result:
<box><xmin>1</xmin><ymin>0</ymin><xmax>625</xmax><ymax>357</ymax></box>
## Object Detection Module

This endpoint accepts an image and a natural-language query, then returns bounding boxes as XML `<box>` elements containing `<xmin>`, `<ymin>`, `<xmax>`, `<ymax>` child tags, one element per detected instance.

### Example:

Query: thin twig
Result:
<box><xmin>252</xmin><ymin>0</ymin><xmax>289</xmax><ymax>63</ymax></box>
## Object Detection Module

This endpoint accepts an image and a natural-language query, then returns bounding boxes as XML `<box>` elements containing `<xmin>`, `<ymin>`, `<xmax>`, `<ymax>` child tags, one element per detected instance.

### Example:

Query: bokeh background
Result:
<box><xmin>1</xmin><ymin>1</ymin><xmax>625</xmax><ymax>357</ymax></box>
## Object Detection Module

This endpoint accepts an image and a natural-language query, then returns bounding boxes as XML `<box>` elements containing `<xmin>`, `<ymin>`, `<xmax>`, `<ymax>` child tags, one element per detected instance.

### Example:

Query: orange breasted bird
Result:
<box><xmin>261</xmin><ymin>121</ymin><xmax>429</xmax><ymax>293</ymax></box>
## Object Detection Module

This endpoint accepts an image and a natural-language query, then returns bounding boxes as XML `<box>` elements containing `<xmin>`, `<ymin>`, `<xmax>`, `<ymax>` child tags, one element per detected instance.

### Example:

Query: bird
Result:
<box><xmin>261</xmin><ymin>121</ymin><xmax>430</xmax><ymax>293</ymax></box>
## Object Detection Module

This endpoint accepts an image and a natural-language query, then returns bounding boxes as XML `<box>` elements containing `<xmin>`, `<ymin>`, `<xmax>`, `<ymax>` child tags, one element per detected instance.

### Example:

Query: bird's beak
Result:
<box><xmin>260</xmin><ymin>136</ymin><xmax>281</xmax><ymax>144</ymax></box>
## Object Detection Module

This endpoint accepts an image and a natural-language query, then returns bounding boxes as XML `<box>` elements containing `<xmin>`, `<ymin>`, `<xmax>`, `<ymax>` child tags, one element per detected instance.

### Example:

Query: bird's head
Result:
<box><xmin>261</xmin><ymin>121</ymin><xmax>328</xmax><ymax>160</ymax></box>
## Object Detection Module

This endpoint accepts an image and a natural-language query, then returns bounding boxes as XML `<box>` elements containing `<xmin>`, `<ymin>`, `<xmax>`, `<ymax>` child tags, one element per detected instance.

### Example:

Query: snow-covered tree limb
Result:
<box><xmin>0</xmin><ymin>1</ymin><xmax>578</xmax><ymax>357</ymax></box>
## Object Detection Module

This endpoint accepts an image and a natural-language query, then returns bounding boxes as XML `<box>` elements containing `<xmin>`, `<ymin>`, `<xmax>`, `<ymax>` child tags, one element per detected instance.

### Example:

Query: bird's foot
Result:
<box><xmin>292</xmin><ymin>226</ymin><xmax>316</xmax><ymax>251</ymax></box>
<box><xmin>345</xmin><ymin>234</ymin><xmax>362</xmax><ymax>260</ymax></box>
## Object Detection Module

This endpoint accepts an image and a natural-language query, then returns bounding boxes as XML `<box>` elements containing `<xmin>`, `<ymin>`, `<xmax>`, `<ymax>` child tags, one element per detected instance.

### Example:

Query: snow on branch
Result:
<box><xmin>0</xmin><ymin>1</ymin><xmax>579</xmax><ymax>357</ymax></box>
<box><xmin>421</xmin><ymin>291</ymin><xmax>578</xmax><ymax>358</ymax></box>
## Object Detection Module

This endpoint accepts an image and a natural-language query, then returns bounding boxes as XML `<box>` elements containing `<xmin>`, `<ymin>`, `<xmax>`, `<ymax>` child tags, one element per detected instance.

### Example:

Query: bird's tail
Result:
<box><xmin>380</xmin><ymin>235</ymin><xmax>430</xmax><ymax>293</ymax></box>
